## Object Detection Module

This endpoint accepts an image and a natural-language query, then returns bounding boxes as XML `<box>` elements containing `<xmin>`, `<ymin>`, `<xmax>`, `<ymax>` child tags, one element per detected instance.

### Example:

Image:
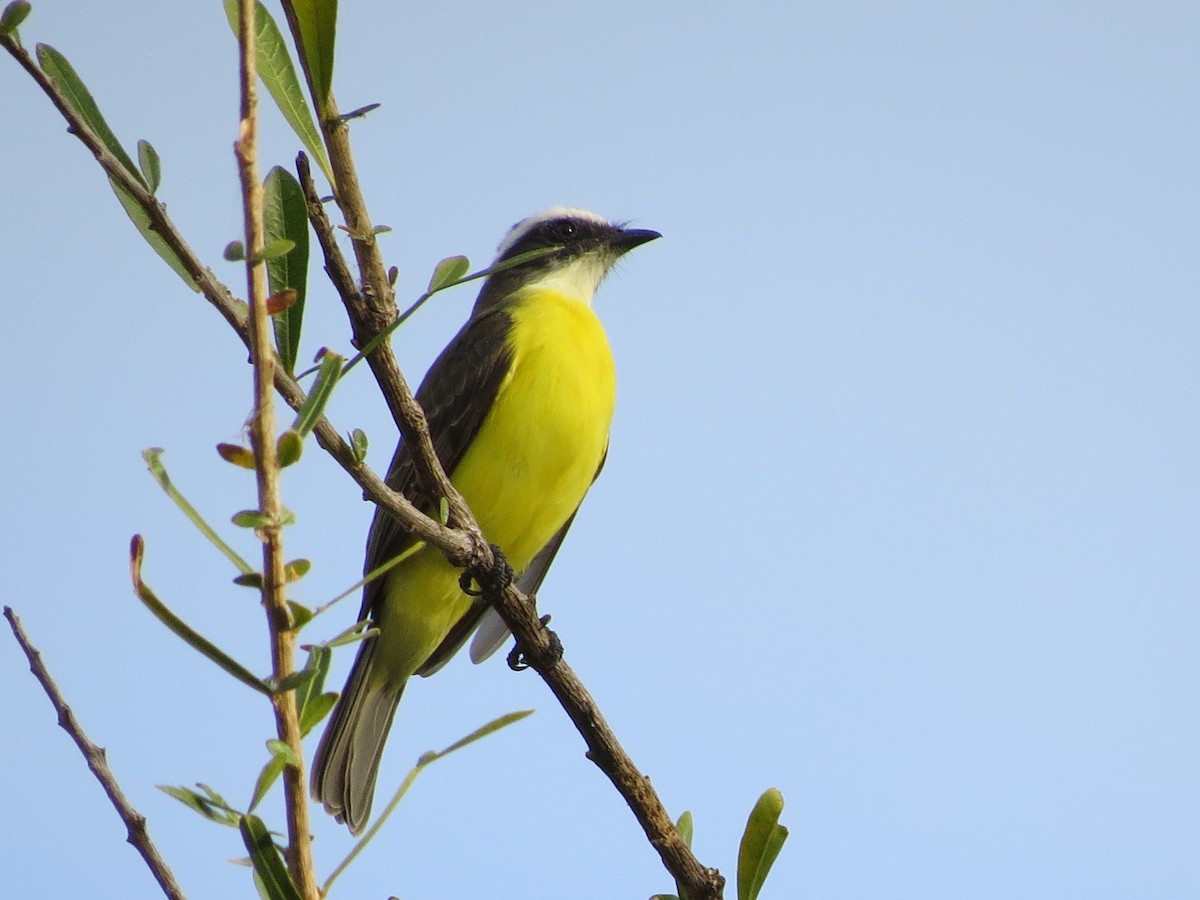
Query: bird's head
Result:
<box><xmin>478</xmin><ymin>207</ymin><xmax>660</xmax><ymax>309</ymax></box>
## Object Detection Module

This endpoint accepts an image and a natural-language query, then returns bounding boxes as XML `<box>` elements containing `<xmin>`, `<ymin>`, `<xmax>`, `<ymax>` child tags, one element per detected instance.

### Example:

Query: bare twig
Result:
<box><xmin>232</xmin><ymin>2</ymin><xmax>317</xmax><ymax>896</ymax></box>
<box><xmin>3</xmin><ymin>607</ymin><xmax>188</xmax><ymax>900</ymax></box>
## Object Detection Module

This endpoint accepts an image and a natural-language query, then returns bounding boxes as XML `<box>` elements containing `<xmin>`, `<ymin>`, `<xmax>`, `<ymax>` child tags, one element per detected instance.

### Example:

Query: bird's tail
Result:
<box><xmin>310</xmin><ymin>635</ymin><xmax>403</xmax><ymax>834</ymax></box>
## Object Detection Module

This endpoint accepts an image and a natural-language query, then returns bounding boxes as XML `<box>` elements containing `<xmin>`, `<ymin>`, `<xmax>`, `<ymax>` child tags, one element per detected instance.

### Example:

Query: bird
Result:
<box><xmin>311</xmin><ymin>207</ymin><xmax>660</xmax><ymax>833</ymax></box>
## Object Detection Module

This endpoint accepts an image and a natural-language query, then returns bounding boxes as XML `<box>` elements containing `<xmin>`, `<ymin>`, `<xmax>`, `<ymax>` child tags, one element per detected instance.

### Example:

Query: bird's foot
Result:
<box><xmin>507</xmin><ymin>614</ymin><xmax>563</xmax><ymax>671</ymax></box>
<box><xmin>459</xmin><ymin>544</ymin><xmax>514</xmax><ymax>597</ymax></box>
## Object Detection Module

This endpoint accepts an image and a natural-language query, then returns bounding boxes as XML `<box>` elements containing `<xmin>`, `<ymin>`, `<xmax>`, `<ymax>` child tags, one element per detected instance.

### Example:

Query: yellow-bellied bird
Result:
<box><xmin>312</xmin><ymin>208</ymin><xmax>659</xmax><ymax>832</ymax></box>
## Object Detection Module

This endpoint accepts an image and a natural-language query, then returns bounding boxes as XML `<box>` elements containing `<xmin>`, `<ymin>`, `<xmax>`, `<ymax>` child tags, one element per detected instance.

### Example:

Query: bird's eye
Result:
<box><xmin>551</xmin><ymin>220</ymin><xmax>578</xmax><ymax>240</ymax></box>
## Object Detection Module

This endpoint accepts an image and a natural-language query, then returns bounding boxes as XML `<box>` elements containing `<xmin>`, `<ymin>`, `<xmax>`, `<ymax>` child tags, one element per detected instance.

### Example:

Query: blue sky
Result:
<box><xmin>2</xmin><ymin>1</ymin><xmax>1197</xmax><ymax>898</ymax></box>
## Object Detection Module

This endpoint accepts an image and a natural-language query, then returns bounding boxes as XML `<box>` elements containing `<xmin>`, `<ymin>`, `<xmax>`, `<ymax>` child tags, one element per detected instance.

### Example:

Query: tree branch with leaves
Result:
<box><xmin>1</xmin><ymin>2</ymin><xmax>786</xmax><ymax>898</ymax></box>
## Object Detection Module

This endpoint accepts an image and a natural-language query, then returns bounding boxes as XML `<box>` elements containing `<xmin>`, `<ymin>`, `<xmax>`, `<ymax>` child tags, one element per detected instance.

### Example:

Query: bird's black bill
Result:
<box><xmin>612</xmin><ymin>227</ymin><xmax>661</xmax><ymax>253</ymax></box>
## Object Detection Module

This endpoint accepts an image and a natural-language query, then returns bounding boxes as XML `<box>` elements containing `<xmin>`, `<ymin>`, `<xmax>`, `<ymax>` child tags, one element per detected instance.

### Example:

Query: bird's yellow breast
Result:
<box><xmin>452</xmin><ymin>287</ymin><xmax>616</xmax><ymax>568</ymax></box>
<box><xmin>372</xmin><ymin>287</ymin><xmax>615</xmax><ymax>679</ymax></box>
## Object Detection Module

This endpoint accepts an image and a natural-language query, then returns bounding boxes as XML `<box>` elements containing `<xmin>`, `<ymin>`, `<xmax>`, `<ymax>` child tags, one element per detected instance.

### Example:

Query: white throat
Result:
<box><xmin>526</xmin><ymin>252</ymin><xmax>611</xmax><ymax>306</ymax></box>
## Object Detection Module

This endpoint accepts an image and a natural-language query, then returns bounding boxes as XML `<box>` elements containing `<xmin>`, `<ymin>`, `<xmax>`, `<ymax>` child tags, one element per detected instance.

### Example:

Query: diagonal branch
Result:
<box><xmin>4</xmin><ymin>607</ymin><xmax>188</xmax><ymax>900</ymax></box>
<box><xmin>5</xmin><ymin>21</ymin><xmax>725</xmax><ymax>899</ymax></box>
<box><xmin>0</xmin><ymin>35</ymin><xmax>464</xmax><ymax>566</ymax></box>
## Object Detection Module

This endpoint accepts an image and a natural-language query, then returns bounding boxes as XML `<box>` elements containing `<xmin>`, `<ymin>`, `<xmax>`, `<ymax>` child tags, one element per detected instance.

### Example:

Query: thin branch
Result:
<box><xmin>6</xmin><ymin>22</ymin><xmax>724</xmax><ymax>899</ymax></box>
<box><xmin>473</xmin><ymin>573</ymin><xmax>727</xmax><ymax>899</ymax></box>
<box><xmin>275</xmin><ymin>5</ymin><xmax>724</xmax><ymax>894</ymax></box>
<box><xmin>233</xmin><ymin>2</ymin><xmax>317</xmax><ymax>896</ymax></box>
<box><xmin>0</xmin><ymin>35</ymin><xmax>464</xmax><ymax>564</ymax></box>
<box><xmin>3</xmin><ymin>606</ymin><xmax>188</xmax><ymax>900</ymax></box>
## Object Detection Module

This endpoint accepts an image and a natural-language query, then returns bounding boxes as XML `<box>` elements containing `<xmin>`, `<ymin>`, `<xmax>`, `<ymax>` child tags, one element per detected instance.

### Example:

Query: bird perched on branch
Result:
<box><xmin>312</xmin><ymin>207</ymin><xmax>660</xmax><ymax>833</ymax></box>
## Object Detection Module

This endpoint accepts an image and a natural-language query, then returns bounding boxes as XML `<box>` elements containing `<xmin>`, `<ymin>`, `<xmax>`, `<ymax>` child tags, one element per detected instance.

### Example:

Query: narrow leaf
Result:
<box><xmin>158</xmin><ymin>784</ymin><xmax>240</xmax><ymax>827</ymax></box>
<box><xmin>737</xmin><ymin>788</ymin><xmax>789</xmax><ymax>900</ymax></box>
<box><xmin>130</xmin><ymin>536</ymin><xmax>271</xmax><ymax>695</ymax></box>
<box><xmin>321</xmin><ymin>709</ymin><xmax>532</xmax><ymax>896</ymax></box>
<box><xmin>36</xmin><ymin>43</ymin><xmax>145</xmax><ymax>187</ymax></box>
<box><xmin>431</xmin><ymin>709</ymin><xmax>534</xmax><ymax>760</ymax></box>
<box><xmin>240</xmin><ymin>814</ymin><xmax>303</xmax><ymax>900</ymax></box>
<box><xmin>349</xmin><ymin>427</ymin><xmax>368</xmax><ymax>463</ymax></box>
<box><xmin>248</xmin><ymin>755</ymin><xmax>286</xmax><ymax>813</ymax></box>
<box><xmin>288</xmin><ymin>0</ymin><xmax>338</xmax><ymax>104</ymax></box>
<box><xmin>293</xmin><ymin>645</ymin><xmax>329</xmax><ymax>711</ymax></box>
<box><xmin>291</xmin><ymin>349</ymin><xmax>342</xmax><ymax>437</ymax></box>
<box><xmin>137</xmin><ymin>139</ymin><xmax>161</xmax><ymax>193</ymax></box>
<box><xmin>111</xmin><ymin>178</ymin><xmax>198</xmax><ymax>290</ymax></box>
<box><xmin>142</xmin><ymin>448</ymin><xmax>254</xmax><ymax>573</ymax></box>
<box><xmin>426</xmin><ymin>255</ymin><xmax>470</xmax><ymax>293</ymax></box>
<box><xmin>222</xmin><ymin>0</ymin><xmax>333</xmax><ymax>182</ymax></box>
<box><xmin>233</xmin><ymin>572</ymin><xmax>265</xmax><ymax>589</ymax></box>
<box><xmin>1</xmin><ymin>1</ymin><xmax>32</xmax><ymax>37</ymax></box>
<box><xmin>217</xmin><ymin>442</ymin><xmax>257</xmax><ymax>469</ymax></box>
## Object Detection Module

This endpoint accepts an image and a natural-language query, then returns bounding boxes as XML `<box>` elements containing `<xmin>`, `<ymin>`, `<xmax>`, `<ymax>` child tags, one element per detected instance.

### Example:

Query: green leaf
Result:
<box><xmin>232</xmin><ymin>509</ymin><xmax>271</xmax><ymax>528</ymax></box>
<box><xmin>217</xmin><ymin>442</ymin><xmax>257</xmax><ymax>469</ymax></box>
<box><xmin>240</xmin><ymin>814</ymin><xmax>303</xmax><ymax>900</ymax></box>
<box><xmin>284</xmin><ymin>558</ymin><xmax>311</xmax><ymax>582</ymax></box>
<box><xmin>137</xmin><ymin>138</ymin><xmax>161</xmax><ymax>193</ymax></box>
<box><xmin>130</xmin><ymin>535</ymin><xmax>271</xmax><ymax>695</ymax></box>
<box><xmin>266</xmin><ymin>738</ymin><xmax>300</xmax><ymax>768</ymax></box>
<box><xmin>320</xmin><ymin>709</ymin><xmax>533</xmax><ymax>895</ymax></box>
<box><xmin>676</xmin><ymin>809</ymin><xmax>694</xmax><ymax>849</ymax></box>
<box><xmin>426</xmin><ymin>255</ymin><xmax>470</xmax><ymax>293</ymax></box>
<box><xmin>222</xmin><ymin>0</ymin><xmax>333</xmax><ymax>182</ymax></box>
<box><xmin>0</xmin><ymin>1</ymin><xmax>32</xmax><ymax>37</ymax></box>
<box><xmin>295</xmin><ymin>646</ymin><xmax>330</xmax><ymax>705</ymax></box>
<box><xmin>287</xmin><ymin>0</ymin><xmax>338</xmax><ymax>104</ymax></box>
<box><xmin>275</xmin><ymin>429</ymin><xmax>303</xmax><ymax>467</ymax></box>
<box><xmin>287</xmin><ymin>600</ymin><xmax>314</xmax><ymax>629</ymax></box>
<box><xmin>158</xmin><ymin>784</ymin><xmax>240</xmax><ymax>827</ymax></box>
<box><xmin>291</xmin><ymin>349</ymin><xmax>342</xmax><ymax>438</ymax></box>
<box><xmin>299</xmin><ymin>691</ymin><xmax>337</xmax><ymax>736</ymax></box>
<box><xmin>248</xmin><ymin>755</ymin><xmax>286</xmax><ymax>813</ymax></box>
<box><xmin>349</xmin><ymin>427</ymin><xmax>368</xmax><ymax>463</ymax></box>
<box><xmin>224</xmin><ymin>240</ymin><xmax>247</xmax><ymax>261</ymax></box>
<box><xmin>433</xmin><ymin>709</ymin><xmax>534</xmax><ymax>759</ymax></box>
<box><xmin>111</xmin><ymin>177</ymin><xmax>198</xmax><ymax>290</ymax></box>
<box><xmin>272</xmin><ymin>669</ymin><xmax>315</xmax><ymax>695</ymax></box>
<box><xmin>233</xmin><ymin>572</ymin><xmax>264</xmax><ymax>589</ymax></box>
<box><xmin>737</xmin><ymin>788</ymin><xmax>789</xmax><ymax>900</ymax></box>
<box><xmin>36</xmin><ymin>43</ymin><xmax>145</xmax><ymax>188</ymax></box>
<box><xmin>259</xmin><ymin>237</ymin><xmax>296</xmax><ymax>261</ymax></box>
<box><xmin>142</xmin><ymin>448</ymin><xmax>254</xmax><ymax>573</ymax></box>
